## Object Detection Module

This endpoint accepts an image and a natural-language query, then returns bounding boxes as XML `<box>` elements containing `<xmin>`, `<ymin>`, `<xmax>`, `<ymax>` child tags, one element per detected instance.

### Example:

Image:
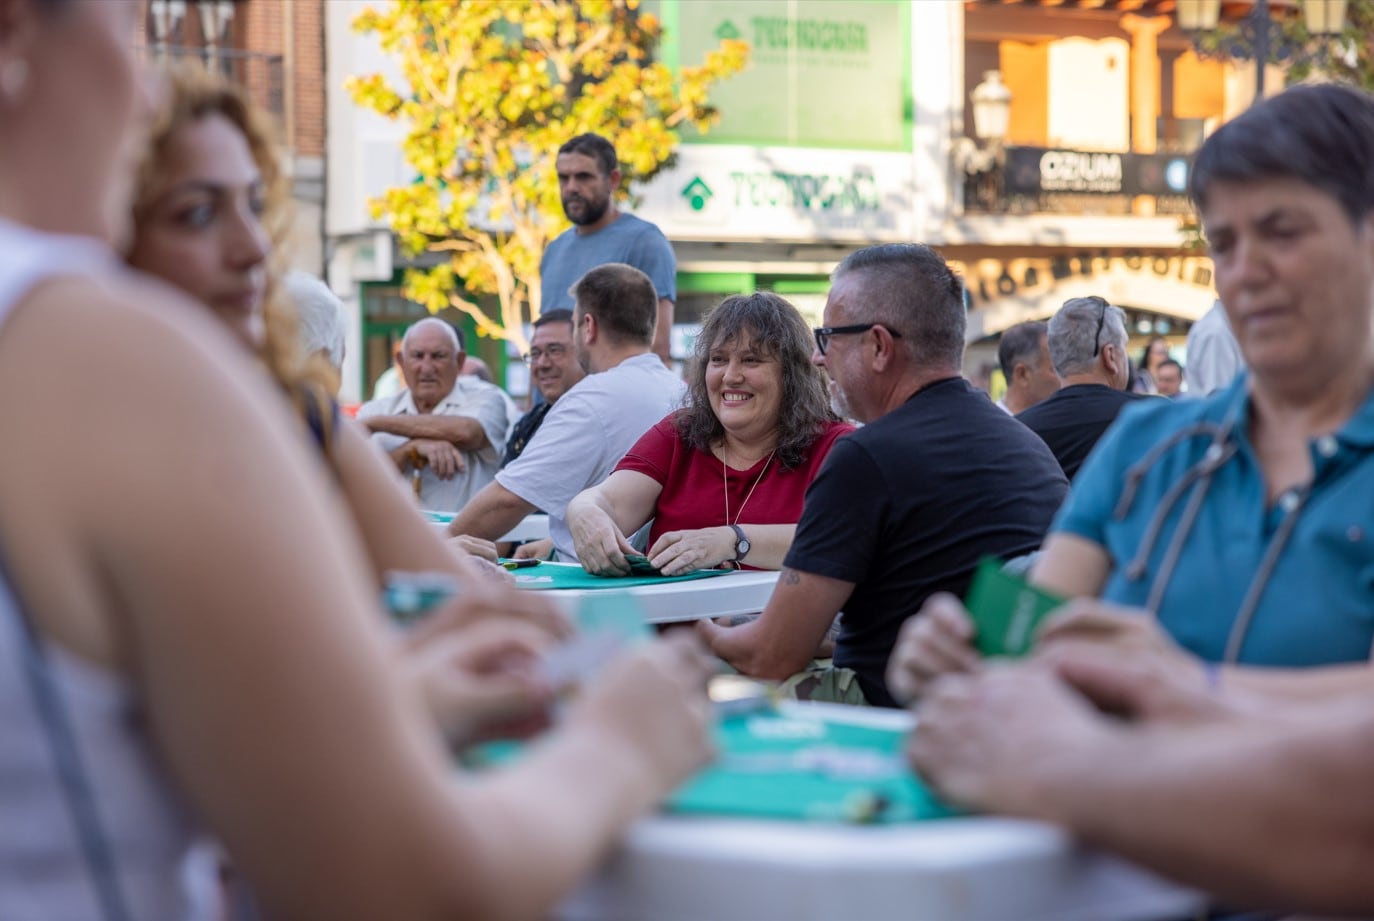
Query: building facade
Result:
<box><xmin>324</xmin><ymin>0</ymin><xmax>1292</xmax><ymax>402</ymax></box>
<box><xmin>142</xmin><ymin>0</ymin><xmax>327</xmax><ymax>275</ymax></box>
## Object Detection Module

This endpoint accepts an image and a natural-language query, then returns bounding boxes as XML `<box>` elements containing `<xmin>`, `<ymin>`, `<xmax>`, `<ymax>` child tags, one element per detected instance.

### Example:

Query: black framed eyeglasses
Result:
<box><xmin>813</xmin><ymin>323</ymin><xmax>903</xmax><ymax>356</ymax></box>
<box><xmin>521</xmin><ymin>344</ymin><xmax>568</xmax><ymax>364</ymax></box>
<box><xmin>1089</xmin><ymin>297</ymin><xmax>1110</xmax><ymax>358</ymax></box>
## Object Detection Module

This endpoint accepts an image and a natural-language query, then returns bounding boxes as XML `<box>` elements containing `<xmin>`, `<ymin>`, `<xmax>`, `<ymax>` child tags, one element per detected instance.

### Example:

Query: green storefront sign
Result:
<box><xmin>680</xmin><ymin>169</ymin><xmax>880</xmax><ymax>214</ymax></box>
<box><xmin>667</xmin><ymin>0</ymin><xmax>910</xmax><ymax>151</ymax></box>
<box><xmin>721</xmin><ymin>15</ymin><xmax>870</xmax><ymax>53</ymax></box>
<box><xmin>729</xmin><ymin>169</ymin><xmax>879</xmax><ymax>211</ymax></box>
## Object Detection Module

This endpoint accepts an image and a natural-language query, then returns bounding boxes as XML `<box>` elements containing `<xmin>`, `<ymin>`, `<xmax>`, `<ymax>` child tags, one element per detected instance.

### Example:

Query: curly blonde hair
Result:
<box><xmin>132</xmin><ymin>65</ymin><xmax>338</xmax><ymax>433</ymax></box>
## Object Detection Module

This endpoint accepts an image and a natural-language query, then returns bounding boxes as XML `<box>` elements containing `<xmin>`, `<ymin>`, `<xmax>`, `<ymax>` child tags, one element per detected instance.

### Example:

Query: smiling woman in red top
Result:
<box><xmin>568</xmin><ymin>292</ymin><xmax>853</xmax><ymax>575</ymax></box>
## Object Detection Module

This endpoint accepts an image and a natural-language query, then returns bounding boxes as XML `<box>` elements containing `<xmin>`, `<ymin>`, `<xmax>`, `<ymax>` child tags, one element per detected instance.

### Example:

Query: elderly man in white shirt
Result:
<box><xmin>358</xmin><ymin>318</ymin><xmax>511</xmax><ymax>512</ymax></box>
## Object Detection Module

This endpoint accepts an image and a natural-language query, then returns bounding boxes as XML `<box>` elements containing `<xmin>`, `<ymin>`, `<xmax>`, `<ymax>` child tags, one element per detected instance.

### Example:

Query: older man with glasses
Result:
<box><xmin>698</xmin><ymin>243</ymin><xmax>1067</xmax><ymax>707</ymax></box>
<box><xmin>1014</xmin><ymin>295</ymin><xmax>1145</xmax><ymax>482</ymax></box>
<box><xmin>503</xmin><ymin>309</ymin><xmax>587</xmax><ymax>467</ymax></box>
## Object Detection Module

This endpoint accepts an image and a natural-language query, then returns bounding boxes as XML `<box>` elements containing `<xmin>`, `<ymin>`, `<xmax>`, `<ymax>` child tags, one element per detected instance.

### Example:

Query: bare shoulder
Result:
<box><xmin>0</xmin><ymin>268</ymin><xmax>326</xmax><ymax>559</ymax></box>
<box><xmin>0</xmin><ymin>270</ymin><xmax>263</xmax><ymax>399</ymax></box>
<box><xmin>0</xmin><ymin>270</ymin><xmax>336</xmax><ymax>666</ymax></box>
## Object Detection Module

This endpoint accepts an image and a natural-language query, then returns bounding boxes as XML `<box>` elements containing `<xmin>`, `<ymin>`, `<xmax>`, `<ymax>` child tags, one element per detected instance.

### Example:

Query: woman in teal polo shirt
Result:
<box><xmin>888</xmin><ymin>83</ymin><xmax>1374</xmax><ymax>702</ymax></box>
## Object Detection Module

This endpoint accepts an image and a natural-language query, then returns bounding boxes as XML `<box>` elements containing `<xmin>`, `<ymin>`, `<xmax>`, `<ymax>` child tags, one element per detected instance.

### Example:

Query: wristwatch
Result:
<box><xmin>729</xmin><ymin>523</ymin><xmax>751</xmax><ymax>563</ymax></box>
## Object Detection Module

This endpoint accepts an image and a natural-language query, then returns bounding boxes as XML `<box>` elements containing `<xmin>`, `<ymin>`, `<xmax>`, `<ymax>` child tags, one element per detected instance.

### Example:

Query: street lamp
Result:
<box><xmin>1178</xmin><ymin>0</ymin><xmax>1349</xmax><ymax>99</ymax></box>
<box><xmin>971</xmin><ymin>70</ymin><xmax>1013</xmax><ymax>148</ymax></box>
<box><xmin>956</xmin><ymin>70</ymin><xmax>1013</xmax><ymax>210</ymax></box>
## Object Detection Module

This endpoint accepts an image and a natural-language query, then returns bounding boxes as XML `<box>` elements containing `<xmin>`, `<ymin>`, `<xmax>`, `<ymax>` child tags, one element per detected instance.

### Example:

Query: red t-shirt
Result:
<box><xmin>614</xmin><ymin>416</ymin><xmax>855</xmax><ymax>552</ymax></box>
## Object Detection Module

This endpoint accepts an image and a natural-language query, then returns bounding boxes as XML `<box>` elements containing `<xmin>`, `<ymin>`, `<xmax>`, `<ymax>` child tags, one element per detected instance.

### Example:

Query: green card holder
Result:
<box><xmin>964</xmin><ymin>556</ymin><xmax>1067</xmax><ymax>658</ymax></box>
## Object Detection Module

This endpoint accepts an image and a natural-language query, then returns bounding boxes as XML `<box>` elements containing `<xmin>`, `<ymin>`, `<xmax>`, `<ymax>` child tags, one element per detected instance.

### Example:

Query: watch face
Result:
<box><xmin>737</xmin><ymin>537</ymin><xmax>751</xmax><ymax>558</ymax></box>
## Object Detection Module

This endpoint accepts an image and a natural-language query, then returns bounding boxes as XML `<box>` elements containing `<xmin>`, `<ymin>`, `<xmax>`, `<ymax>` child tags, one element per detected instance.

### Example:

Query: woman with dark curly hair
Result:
<box><xmin>568</xmin><ymin>292</ymin><xmax>853</xmax><ymax>575</ymax></box>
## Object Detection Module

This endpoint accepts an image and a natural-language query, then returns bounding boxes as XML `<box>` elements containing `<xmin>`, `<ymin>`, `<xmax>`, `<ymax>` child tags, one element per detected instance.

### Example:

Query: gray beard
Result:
<box><xmin>828</xmin><ymin>380</ymin><xmax>855</xmax><ymax>422</ymax></box>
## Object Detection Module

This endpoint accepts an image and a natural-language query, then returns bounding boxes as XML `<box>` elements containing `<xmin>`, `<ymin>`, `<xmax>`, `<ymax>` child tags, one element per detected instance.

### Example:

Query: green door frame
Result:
<box><xmin>357</xmin><ymin>278</ymin><xmax>504</xmax><ymax>398</ymax></box>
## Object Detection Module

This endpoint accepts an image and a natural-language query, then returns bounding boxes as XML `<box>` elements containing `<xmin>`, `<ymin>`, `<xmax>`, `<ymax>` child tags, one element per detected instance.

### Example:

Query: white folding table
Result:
<box><xmin>424</xmin><ymin>510</ymin><xmax>550</xmax><ymax>544</ymax></box>
<box><xmin>558</xmin><ymin>705</ymin><xmax>1202</xmax><ymax>921</ymax></box>
<box><xmin>517</xmin><ymin>562</ymin><xmax>779</xmax><ymax>624</ymax></box>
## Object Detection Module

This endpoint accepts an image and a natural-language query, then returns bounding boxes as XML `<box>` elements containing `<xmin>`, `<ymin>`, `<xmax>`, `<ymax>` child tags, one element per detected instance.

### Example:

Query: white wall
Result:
<box><xmin>325</xmin><ymin>0</ymin><xmax>409</xmax><ymax>238</ymax></box>
<box><xmin>325</xmin><ymin>0</ymin><xmax>410</xmax><ymax>401</ymax></box>
<box><xmin>911</xmin><ymin>0</ymin><xmax>959</xmax><ymax>239</ymax></box>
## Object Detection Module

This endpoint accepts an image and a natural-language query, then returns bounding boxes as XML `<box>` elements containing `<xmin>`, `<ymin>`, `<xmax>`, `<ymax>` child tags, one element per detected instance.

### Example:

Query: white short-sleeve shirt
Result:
<box><xmin>359</xmin><ymin>377</ymin><xmax>513</xmax><ymax>513</ymax></box>
<box><xmin>497</xmin><ymin>353</ymin><xmax>685</xmax><ymax>560</ymax></box>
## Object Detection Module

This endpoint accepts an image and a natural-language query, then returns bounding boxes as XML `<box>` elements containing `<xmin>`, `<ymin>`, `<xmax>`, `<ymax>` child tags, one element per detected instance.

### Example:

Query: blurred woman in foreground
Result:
<box><xmin>126</xmin><ymin>65</ymin><xmax>503</xmax><ymax>573</ymax></box>
<box><xmin>0</xmin><ymin>2</ymin><xmax>711</xmax><ymax>918</ymax></box>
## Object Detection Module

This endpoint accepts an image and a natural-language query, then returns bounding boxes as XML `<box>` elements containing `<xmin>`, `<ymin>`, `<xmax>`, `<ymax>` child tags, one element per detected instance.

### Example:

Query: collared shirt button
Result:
<box><xmin>1279</xmin><ymin>490</ymin><xmax>1301</xmax><ymax>513</ymax></box>
<box><xmin>1316</xmin><ymin>435</ymin><xmax>1339</xmax><ymax>458</ymax></box>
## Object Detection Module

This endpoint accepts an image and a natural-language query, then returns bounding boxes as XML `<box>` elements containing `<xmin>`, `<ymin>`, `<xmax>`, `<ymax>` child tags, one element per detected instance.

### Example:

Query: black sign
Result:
<box><xmin>1003</xmin><ymin>146</ymin><xmax>1192</xmax><ymax>198</ymax></box>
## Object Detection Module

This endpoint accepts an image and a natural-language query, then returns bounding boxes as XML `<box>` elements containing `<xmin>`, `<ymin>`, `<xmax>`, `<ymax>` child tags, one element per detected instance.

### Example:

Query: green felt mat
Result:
<box><xmin>472</xmin><ymin>707</ymin><xmax>959</xmax><ymax>824</ymax></box>
<box><xmin>511</xmin><ymin>561</ymin><xmax>732</xmax><ymax>591</ymax></box>
<box><xmin>668</xmin><ymin>709</ymin><xmax>960</xmax><ymax>823</ymax></box>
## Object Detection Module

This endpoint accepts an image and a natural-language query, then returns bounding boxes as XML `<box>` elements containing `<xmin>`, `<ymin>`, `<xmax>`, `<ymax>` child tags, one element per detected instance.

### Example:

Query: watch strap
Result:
<box><xmin>729</xmin><ymin>523</ymin><xmax>750</xmax><ymax>562</ymax></box>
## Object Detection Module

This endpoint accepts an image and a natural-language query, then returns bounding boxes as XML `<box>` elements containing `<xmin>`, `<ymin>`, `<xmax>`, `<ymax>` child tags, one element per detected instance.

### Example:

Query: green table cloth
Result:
<box><xmin>474</xmin><ymin>705</ymin><xmax>958</xmax><ymax>825</ymax></box>
<box><xmin>512</xmin><ymin>561</ymin><xmax>733</xmax><ymax>591</ymax></box>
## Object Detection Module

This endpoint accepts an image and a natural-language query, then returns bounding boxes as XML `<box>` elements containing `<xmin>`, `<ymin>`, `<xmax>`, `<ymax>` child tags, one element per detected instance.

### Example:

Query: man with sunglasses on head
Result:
<box><xmin>1015</xmin><ymin>296</ymin><xmax>1145</xmax><ymax>482</ymax></box>
<box><xmin>698</xmin><ymin>244</ymin><xmax>1066</xmax><ymax>707</ymax></box>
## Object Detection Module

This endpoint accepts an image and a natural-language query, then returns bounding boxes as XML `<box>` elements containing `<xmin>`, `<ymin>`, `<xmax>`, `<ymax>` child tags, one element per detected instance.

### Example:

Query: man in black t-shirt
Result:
<box><xmin>1015</xmin><ymin>296</ymin><xmax>1145</xmax><ymax>481</ymax></box>
<box><xmin>698</xmin><ymin>244</ymin><xmax>1068</xmax><ymax>707</ymax></box>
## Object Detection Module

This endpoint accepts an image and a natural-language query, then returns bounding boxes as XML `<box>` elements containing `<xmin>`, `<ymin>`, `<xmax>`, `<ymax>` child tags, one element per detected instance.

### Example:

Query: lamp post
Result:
<box><xmin>1178</xmin><ymin>0</ymin><xmax>1348</xmax><ymax>100</ymax></box>
<box><xmin>957</xmin><ymin>70</ymin><xmax>1013</xmax><ymax>211</ymax></box>
<box><xmin>971</xmin><ymin>70</ymin><xmax>1013</xmax><ymax>148</ymax></box>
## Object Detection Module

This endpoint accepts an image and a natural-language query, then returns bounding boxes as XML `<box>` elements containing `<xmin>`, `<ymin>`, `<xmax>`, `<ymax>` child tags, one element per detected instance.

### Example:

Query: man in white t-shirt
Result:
<box><xmin>1186</xmin><ymin>300</ymin><xmax>1245</xmax><ymax>395</ymax></box>
<box><xmin>447</xmin><ymin>263</ymin><xmax>683</xmax><ymax>560</ymax></box>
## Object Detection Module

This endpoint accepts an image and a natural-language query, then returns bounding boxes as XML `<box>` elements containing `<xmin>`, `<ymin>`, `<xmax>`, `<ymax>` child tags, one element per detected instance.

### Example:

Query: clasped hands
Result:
<box><xmin>409</xmin><ymin>438</ymin><xmax>467</xmax><ymax>479</ymax></box>
<box><xmin>888</xmin><ymin>594</ymin><xmax>1255</xmax><ymax>816</ymax></box>
<box><xmin>573</xmin><ymin>509</ymin><xmax>735</xmax><ymax>577</ymax></box>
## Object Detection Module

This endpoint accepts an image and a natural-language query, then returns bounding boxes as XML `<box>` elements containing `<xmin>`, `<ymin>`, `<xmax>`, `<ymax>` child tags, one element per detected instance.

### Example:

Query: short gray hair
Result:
<box><xmin>284</xmin><ymin>271</ymin><xmax>346</xmax><ymax>370</ymax></box>
<box><xmin>997</xmin><ymin>321</ymin><xmax>1048</xmax><ymax>380</ymax></box>
<box><xmin>831</xmin><ymin>243</ymin><xmax>966</xmax><ymax>370</ymax></box>
<box><xmin>402</xmin><ymin>317</ymin><xmax>460</xmax><ymax>353</ymax></box>
<box><xmin>1048</xmin><ymin>296</ymin><xmax>1127</xmax><ymax>377</ymax></box>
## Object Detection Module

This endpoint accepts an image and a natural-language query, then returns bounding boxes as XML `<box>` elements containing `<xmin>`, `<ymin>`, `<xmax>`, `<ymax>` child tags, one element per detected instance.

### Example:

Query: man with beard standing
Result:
<box><xmin>541</xmin><ymin>134</ymin><xmax>678</xmax><ymax>365</ymax></box>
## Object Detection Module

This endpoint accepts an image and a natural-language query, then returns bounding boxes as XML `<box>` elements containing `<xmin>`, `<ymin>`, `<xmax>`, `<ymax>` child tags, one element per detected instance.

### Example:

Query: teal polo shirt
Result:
<box><xmin>1054</xmin><ymin>375</ymin><xmax>1374</xmax><ymax>666</ymax></box>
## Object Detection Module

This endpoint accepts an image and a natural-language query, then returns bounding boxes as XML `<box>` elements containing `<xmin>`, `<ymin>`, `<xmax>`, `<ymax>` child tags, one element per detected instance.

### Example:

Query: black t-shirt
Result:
<box><xmin>502</xmin><ymin>402</ymin><xmax>552</xmax><ymax>468</ymax></box>
<box><xmin>1015</xmin><ymin>384</ymin><xmax>1146</xmax><ymax>481</ymax></box>
<box><xmin>785</xmin><ymin>378</ymin><xmax>1068</xmax><ymax>707</ymax></box>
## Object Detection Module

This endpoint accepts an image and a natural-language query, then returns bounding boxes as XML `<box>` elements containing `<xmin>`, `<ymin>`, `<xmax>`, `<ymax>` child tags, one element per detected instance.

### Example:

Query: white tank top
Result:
<box><xmin>0</xmin><ymin>217</ymin><xmax>222</xmax><ymax>921</ymax></box>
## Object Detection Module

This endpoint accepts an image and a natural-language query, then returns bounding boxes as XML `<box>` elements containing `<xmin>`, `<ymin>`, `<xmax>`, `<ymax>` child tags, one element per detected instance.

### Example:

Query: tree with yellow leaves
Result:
<box><xmin>348</xmin><ymin>0</ymin><xmax>749</xmax><ymax>352</ymax></box>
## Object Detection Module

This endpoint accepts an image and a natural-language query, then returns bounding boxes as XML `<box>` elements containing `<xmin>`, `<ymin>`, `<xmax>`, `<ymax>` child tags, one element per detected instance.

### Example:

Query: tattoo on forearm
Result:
<box><xmin>780</xmin><ymin>568</ymin><xmax>801</xmax><ymax>586</ymax></box>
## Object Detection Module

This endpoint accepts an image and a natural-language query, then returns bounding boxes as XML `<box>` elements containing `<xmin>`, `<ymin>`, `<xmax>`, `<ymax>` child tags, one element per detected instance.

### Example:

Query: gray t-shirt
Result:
<box><xmin>497</xmin><ymin>353</ymin><xmax>685</xmax><ymax>560</ymax></box>
<box><xmin>540</xmin><ymin>213</ymin><xmax>677</xmax><ymax>310</ymax></box>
